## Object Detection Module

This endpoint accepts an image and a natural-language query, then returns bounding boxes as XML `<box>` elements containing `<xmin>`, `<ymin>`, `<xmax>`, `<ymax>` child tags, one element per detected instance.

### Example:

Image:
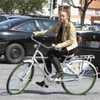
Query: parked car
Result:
<box><xmin>0</xmin><ymin>17</ymin><xmax>57</xmax><ymax>63</ymax></box>
<box><xmin>73</xmin><ymin>22</ymin><xmax>82</xmax><ymax>31</ymax></box>
<box><xmin>0</xmin><ymin>15</ymin><xmax>32</xmax><ymax>22</ymax></box>
<box><xmin>77</xmin><ymin>31</ymin><xmax>100</xmax><ymax>71</ymax></box>
<box><xmin>82</xmin><ymin>24</ymin><xmax>100</xmax><ymax>31</ymax></box>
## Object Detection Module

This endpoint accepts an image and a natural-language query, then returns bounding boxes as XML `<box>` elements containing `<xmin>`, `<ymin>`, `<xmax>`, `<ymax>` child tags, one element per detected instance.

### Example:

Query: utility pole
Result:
<box><xmin>48</xmin><ymin>0</ymin><xmax>53</xmax><ymax>17</ymax></box>
<box><xmin>61</xmin><ymin>0</ymin><xmax>64</xmax><ymax>5</ymax></box>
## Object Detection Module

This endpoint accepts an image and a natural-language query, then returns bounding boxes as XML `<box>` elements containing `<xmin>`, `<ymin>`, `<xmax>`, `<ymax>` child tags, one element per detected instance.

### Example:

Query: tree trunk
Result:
<box><xmin>80</xmin><ymin>10</ymin><xmax>86</xmax><ymax>29</ymax></box>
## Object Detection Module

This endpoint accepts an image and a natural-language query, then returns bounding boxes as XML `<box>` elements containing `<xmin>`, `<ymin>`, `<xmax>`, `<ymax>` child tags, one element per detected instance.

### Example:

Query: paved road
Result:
<box><xmin>0</xmin><ymin>63</ymin><xmax>100</xmax><ymax>100</ymax></box>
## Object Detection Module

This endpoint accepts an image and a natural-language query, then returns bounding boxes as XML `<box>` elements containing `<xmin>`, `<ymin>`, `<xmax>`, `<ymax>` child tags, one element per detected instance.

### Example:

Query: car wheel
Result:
<box><xmin>5</xmin><ymin>43</ymin><xmax>25</xmax><ymax>63</ymax></box>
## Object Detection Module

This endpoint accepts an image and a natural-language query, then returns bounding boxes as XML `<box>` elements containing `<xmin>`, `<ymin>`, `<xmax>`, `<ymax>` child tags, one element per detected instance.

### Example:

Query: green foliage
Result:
<box><xmin>0</xmin><ymin>0</ymin><xmax>15</xmax><ymax>14</ymax></box>
<box><xmin>0</xmin><ymin>0</ymin><xmax>47</xmax><ymax>14</ymax></box>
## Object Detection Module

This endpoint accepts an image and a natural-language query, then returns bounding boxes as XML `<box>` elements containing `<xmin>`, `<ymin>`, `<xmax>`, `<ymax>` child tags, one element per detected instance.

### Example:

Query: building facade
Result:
<box><xmin>44</xmin><ymin>0</ymin><xmax>100</xmax><ymax>24</ymax></box>
<box><xmin>68</xmin><ymin>0</ymin><xmax>100</xmax><ymax>24</ymax></box>
<box><xmin>88</xmin><ymin>0</ymin><xmax>100</xmax><ymax>24</ymax></box>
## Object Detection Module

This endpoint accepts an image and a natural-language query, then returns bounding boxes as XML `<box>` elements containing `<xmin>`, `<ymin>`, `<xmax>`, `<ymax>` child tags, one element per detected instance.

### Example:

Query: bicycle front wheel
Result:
<box><xmin>61</xmin><ymin>59</ymin><xmax>97</xmax><ymax>95</ymax></box>
<box><xmin>6</xmin><ymin>62</ymin><xmax>34</xmax><ymax>95</ymax></box>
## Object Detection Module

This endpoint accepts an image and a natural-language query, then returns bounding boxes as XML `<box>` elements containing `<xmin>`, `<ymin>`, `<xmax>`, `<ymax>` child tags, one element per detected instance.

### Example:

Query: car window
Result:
<box><xmin>0</xmin><ymin>19</ymin><xmax>23</xmax><ymax>30</ymax></box>
<box><xmin>14</xmin><ymin>20</ymin><xmax>38</xmax><ymax>32</ymax></box>
<box><xmin>0</xmin><ymin>16</ymin><xmax>7</xmax><ymax>22</ymax></box>
<box><xmin>36</xmin><ymin>19</ymin><xmax>57</xmax><ymax>30</ymax></box>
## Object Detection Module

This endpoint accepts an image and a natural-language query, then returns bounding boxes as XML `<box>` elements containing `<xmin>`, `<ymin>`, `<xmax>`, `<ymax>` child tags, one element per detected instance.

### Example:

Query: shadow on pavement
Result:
<box><xmin>24</xmin><ymin>89</ymin><xmax>67</xmax><ymax>95</ymax></box>
<box><xmin>0</xmin><ymin>57</ymin><xmax>8</xmax><ymax>64</ymax></box>
<box><xmin>0</xmin><ymin>89</ymin><xmax>8</xmax><ymax>96</ymax></box>
<box><xmin>23</xmin><ymin>89</ymin><xmax>100</xmax><ymax>95</ymax></box>
<box><xmin>0</xmin><ymin>88</ymin><xmax>100</xmax><ymax>96</ymax></box>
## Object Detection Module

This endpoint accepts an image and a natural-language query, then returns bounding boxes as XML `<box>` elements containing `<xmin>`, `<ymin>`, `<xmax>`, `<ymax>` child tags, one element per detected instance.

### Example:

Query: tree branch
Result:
<box><xmin>87</xmin><ymin>0</ymin><xmax>93</xmax><ymax>5</ymax></box>
<box><xmin>67</xmin><ymin>1</ymin><xmax>83</xmax><ymax>11</ymax></box>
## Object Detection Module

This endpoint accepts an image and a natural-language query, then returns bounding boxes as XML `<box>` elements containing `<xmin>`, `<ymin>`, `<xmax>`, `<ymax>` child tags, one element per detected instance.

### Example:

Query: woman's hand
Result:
<box><xmin>52</xmin><ymin>43</ymin><xmax>61</xmax><ymax>48</ymax></box>
<box><xmin>52</xmin><ymin>44</ymin><xmax>62</xmax><ymax>51</ymax></box>
<box><xmin>55</xmin><ymin>44</ymin><xmax>62</xmax><ymax>48</ymax></box>
<box><xmin>52</xmin><ymin>44</ymin><xmax>56</xmax><ymax>47</ymax></box>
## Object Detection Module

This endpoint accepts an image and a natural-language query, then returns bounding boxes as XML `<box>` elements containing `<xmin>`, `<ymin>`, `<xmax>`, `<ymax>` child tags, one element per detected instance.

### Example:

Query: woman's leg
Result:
<box><xmin>44</xmin><ymin>58</ymin><xmax>52</xmax><ymax>75</ymax></box>
<box><xmin>46</xmin><ymin>49</ymin><xmax>64</xmax><ymax>79</ymax></box>
<box><xmin>35</xmin><ymin>48</ymin><xmax>68</xmax><ymax>87</ymax></box>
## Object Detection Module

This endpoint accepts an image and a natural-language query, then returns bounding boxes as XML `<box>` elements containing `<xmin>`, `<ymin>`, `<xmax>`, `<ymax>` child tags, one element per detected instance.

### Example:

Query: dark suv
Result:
<box><xmin>77</xmin><ymin>31</ymin><xmax>100</xmax><ymax>71</ymax></box>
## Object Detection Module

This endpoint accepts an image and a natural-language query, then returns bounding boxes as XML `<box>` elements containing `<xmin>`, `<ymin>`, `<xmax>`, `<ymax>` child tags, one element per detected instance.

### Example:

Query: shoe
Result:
<box><xmin>36</xmin><ymin>81</ymin><xmax>48</xmax><ymax>88</ymax></box>
<box><xmin>51</xmin><ymin>72</ymin><xmax>62</xmax><ymax>79</ymax></box>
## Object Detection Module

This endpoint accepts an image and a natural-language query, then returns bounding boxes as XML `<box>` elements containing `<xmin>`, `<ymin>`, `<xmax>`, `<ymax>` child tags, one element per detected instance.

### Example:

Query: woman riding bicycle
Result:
<box><xmin>36</xmin><ymin>5</ymin><xmax>78</xmax><ymax>88</ymax></box>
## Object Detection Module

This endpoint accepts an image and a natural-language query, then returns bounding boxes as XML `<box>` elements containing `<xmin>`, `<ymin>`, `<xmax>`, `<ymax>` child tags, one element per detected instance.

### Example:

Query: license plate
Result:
<box><xmin>89</xmin><ymin>41</ymin><xmax>100</xmax><ymax>48</ymax></box>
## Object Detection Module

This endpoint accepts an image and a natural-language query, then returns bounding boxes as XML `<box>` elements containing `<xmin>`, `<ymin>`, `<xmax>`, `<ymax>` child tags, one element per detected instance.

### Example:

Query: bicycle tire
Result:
<box><xmin>6</xmin><ymin>62</ymin><xmax>34</xmax><ymax>95</ymax></box>
<box><xmin>61</xmin><ymin>59</ymin><xmax>97</xmax><ymax>95</ymax></box>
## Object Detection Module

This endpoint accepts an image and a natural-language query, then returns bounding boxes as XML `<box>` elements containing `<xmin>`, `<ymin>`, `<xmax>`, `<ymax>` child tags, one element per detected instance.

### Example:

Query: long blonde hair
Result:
<box><xmin>55</xmin><ymin>5</ymin><xmax>71</xmax><ymax>43</ymax></box>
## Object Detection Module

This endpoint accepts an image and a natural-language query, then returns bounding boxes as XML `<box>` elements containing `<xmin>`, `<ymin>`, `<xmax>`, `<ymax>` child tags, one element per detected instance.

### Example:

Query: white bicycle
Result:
<box><xmin>6</xmin><ymin>35</ymin><xmax>98</xmax><ymax>95</ymax></box>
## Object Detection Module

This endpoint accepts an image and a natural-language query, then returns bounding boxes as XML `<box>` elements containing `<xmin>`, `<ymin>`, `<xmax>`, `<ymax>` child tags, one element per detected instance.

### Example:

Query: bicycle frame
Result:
<box><xmin>24</xmin><ymin>43</ymin><xmax>52</xmax><ymax>80</ymax></box>
<box><xmin>23</xmin><ymin>45</ymin><xmax>80</xmax><ymax>82</ymax></box>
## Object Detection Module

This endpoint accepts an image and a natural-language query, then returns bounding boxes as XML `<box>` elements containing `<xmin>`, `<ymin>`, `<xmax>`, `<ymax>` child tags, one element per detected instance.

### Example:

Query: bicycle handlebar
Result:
<box><xmin>31</xmin><ymin>34</ymin><xmax>54</xmax><ymax>50</ymax></box>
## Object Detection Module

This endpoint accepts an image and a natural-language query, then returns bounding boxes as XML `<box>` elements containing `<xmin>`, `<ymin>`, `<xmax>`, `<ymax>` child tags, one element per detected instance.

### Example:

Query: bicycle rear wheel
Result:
<box><xmin>6</xmin><ymin>62</ymin><xmax>34</xmax><ymax>95</ymax></box>
<box><xmin>61</xmin><ymin>59</ymin><xmax>97</xmax><ymax>95</ymax></box>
